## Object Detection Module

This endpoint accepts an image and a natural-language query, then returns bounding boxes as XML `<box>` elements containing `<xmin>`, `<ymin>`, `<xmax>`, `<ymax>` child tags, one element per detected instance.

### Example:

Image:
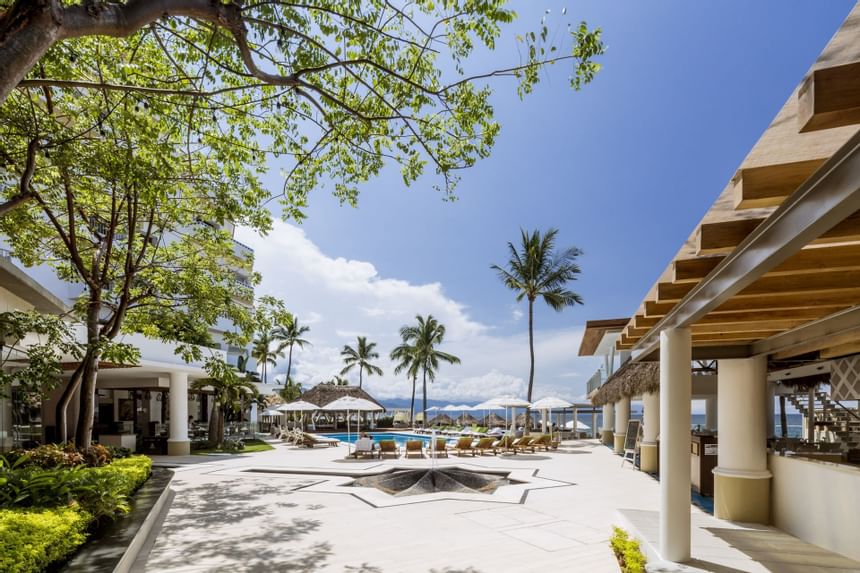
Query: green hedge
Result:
<box><xmin>0</xmin><ymin>507</ymin><xmax>91</xmax><ymax>573</ymax></box>
<box><xmin>0</xmin><ymin>455</ymin><xmax>152</xmax><ymax>573</ymax></box>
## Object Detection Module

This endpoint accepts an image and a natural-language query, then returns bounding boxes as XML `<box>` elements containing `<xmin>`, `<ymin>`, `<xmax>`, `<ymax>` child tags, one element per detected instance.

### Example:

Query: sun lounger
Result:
<box><xmin>301</xmin><ymin>432</ymin><xmax>340</xmax><ymax>448</ymax></box>
<box><xmin>429</xmin><ymin>438</ymin><xmax>449</xmax><ymax>457</ymax></box>
<box><xmin>352</xmin><ymin>437</ymin><xmax>376</xmax><ymax>458</ymax></box>
<box><xmin>474</xmin><ymin>437</ymin><xmax>498</xmax><ymax>456</ymax></box>
<box><xmin>453</xmin><ymin>437</ymin><xmax>477</xmax><ymax>456</ymax></box>
<box><xmin>531</xmin><ymin>434</ymin><xmax>552</xmax><ymax>451</ymax></box>
<box><xmin>377</xmin><ymin>439</ymin><xmax>400</xmax><ymax>459</ymax></box>
<box><xmin>405</xmin><ymin>440</ymin><xmax>425</xmax><ymax>458</ymax></box>
<box><xmin>512</xmin><ymin>436</ymin><xmax>537</xmax><ymax>453</ymax></box>
<box><xmin>494</xmin><ymin>435</ymin><xmax>516</xmax><ymax>451</ymax></box>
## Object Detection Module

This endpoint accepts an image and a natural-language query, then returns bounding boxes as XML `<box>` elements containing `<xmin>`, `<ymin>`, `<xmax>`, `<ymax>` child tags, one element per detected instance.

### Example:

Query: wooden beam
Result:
<box><xmin>634</xmin><ymin>314</ymin><xmax>659</xmax><ymax>329</ymax></box>
<box><xmin>644</xmin><ymin>299</ymin><xmax>676</xmax><ymax>317</ymax></box>
<box><xmin>698</xmin><ymin>307</ymin><xmax>847</xmax><ymax>325</ymax></box>
<box><xmin>674</xmin><ymin>243</ymin><xmax>860</xmax><ymax>283</ymax></box>
<box><xmin>732</xmin><ymin>158</ymin><xmax>827</xmax><ymax>209</ymax></box>
<box><xmin>773</xmin><ymin>328</ymin><xmax>860</xmax><ymax>360</ymax></box>
<box><xmin>820</xmin><ymin>340</ymin><xmax>860</xmax><ymax>359</ymax></box>
<box><xmin>627</xmin><ymin>326</ymin><xmax>650</xmax><ymax>338</ymax></box>
<box><xmin>696</xmin><ymin>210</ymin><xmax>860</xmax><ymax>255</ymax></box>
<box><xmin>693</xmin><ymin>330</ymin><xmax>783</xmax><ymax>343</ymax></box>
<box><xmin>691</xmin><ymin>319</ymin><xmax>807</xmax><ymax>335</ymax></box>
<box><xmin>798</xmin><ymin>60</ymin><xmax>860</xmax><ymax>133</ymax></box>
<box><xmin>713</xmin><ymin>289</ymin><xmax>860</xmax><ymax>314</ymax></box>
<box><xmin>659</xmin><ymin>269</ymin><xmax>860</xmax><ymax>303</ymax></box>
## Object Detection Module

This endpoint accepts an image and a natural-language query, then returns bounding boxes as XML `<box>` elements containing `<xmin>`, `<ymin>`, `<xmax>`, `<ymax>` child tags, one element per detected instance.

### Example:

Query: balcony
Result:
<box><xmin>587</xmin><ymin>369</ymin><xmax>605</xmax><ymax>396</ymax></box>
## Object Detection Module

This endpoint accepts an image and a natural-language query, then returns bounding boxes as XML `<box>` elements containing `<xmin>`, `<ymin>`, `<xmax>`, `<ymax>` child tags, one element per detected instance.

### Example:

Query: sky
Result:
<box><xmin>237</xmin><ymin>1</ymin><xmax>856</xmax><ymax>404</ymax></box>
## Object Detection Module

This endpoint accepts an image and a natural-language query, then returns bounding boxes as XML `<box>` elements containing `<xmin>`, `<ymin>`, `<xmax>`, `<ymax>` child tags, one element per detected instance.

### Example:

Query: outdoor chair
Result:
<box><xmin>429</xmin><ymin>438</ymin><xmax>449</xmax><ymax>457</ymax></box>
<box><xmin>493</xmin><ymin>435</ymin><xmax>516</xmax><ymax>452</ymax></box>
<box><xmin>404</xmin><ymin>440</ymin><xmax>425</xmax><ymax>458</ymax></box>
<box><xmin>377</xmin><ymin>439</ymin><xmax>400</xmax><ymax>459</ymax></box>
<box><xmin>351</xmin><ymin>437</ymin><xmax>376</xmax><ymax>458</ymax></box>
<box><xmin>301</xmin><ymin>432</ymin><xmax>339</xmax><ymax>448</ymax></box>
<box><xmin>531</xmin><ymin>434</ymin><xmax>552</xmax><ymax>451</ymax></box>
<box><xmin>512</xmin><ymin>436</ymin><xmax>537</xmax><ymax>453</ymax></box>
<box><xmin>453</xmin><ymin>436</ymin><xmax>477</xmax><ymax>456</ymax></box>
<box><xmin>474</xmin><ymin>437</ymin><xmax>498</xmax><ymax>456</ymax></box>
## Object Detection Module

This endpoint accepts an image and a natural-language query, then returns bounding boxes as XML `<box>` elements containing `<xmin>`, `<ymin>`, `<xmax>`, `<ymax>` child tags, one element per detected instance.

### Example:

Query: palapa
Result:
<box><xmin>590</xmin><ymin>361</ymin><xmax>660</xmax><ymax>406</ymax></box>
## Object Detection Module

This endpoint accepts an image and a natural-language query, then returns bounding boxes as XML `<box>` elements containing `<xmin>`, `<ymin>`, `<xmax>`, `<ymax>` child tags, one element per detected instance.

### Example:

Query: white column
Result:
<box><xmin>602</xmin><ymin>403</ymin><xmax>615</xmax><ymax>446</ymax></box>
<box><xmin>0</xmin><ymin>397</ymin><xmax>12</xmax><ymax>452</ymax></box>
<box><xmin>168</xmin><ymin>371</ymin><xmax>190</xmax><ymax>455</ymax></box>
<box><xmin>714</xmin><ymin>356</ymin><xmax>771</xmax><ymax>523</ymax></box>
<box><xmin>614</xmin><ymin>396</ymin><xmax>631</xmax><ymax>453</ymax></box>
<box><xmin>659</xmin><ymin>328</ymin><xmax>691</xmax><ymax>563</ymax></box>
<box><xmin>541</xmin><ymin>409</ymin><xmax>548</xmax><ymax>433</ymax></box>
<box><xmin>250</xmin><ymin>402</ymin><xmax>258</xmax><ymax>435</ymax></box>
<box><xmin>705</xmin><ymin>396</ymin><xmax>718</xmax><ymax>431</ymax></box>
<box><xmin>641</xmin><ymin>390</ymin><xmax>660</xmax><ymax>472</ymax></box>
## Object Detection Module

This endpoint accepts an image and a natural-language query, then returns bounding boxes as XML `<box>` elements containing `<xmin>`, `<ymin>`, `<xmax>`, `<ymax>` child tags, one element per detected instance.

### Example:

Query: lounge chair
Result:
<box><xmin>512</xmin><ymin>436</ymin><xmax>537</xmax><ymax>453</ymax></box>
<box><xmin>531</xmin><ymin>434</ymin><xmax>552</xmax><ymax>451</ymax></box>
<box><xmin>453</xmin><ymin>437</ymin><xmax>477</xmax><ymax>457</ymax></box>
<box><xmin>301</xmin><ymin>432</ymin><xmax>340</xmax><ymax>448</ymax></box>
<box><xmin>377</xmin><ymin>439</ymin><xmax>400</xmax><ymax>459</ymax></box>
<box><xmin>474</xmin><ymin>437</ymin><xmax>498</xmax><ymax>456</ymax></box>
<box><xmin>404</xmin><ymin>440</ymin><xmax>425</xmax><ymax>458</ymax></box>
<box><xmin>429</xmin><ymin>438</ymin><xmax>449</xmax><ymax>457</ymax></box>
<box><xmin>494</xmin><ymin>435</ymin><xmax>516</xmax><ymax>452</ymax></box>
<box><xmin>352</xmin><ymin>437</ymin><xmax>376</xmax><ymax>458</ymax></box>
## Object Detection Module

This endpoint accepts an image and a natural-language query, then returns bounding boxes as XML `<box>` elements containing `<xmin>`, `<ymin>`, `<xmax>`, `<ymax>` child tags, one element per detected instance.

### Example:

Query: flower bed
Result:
<box><xmin>0</xmin><ymin>446</ymin><xmax>152</xmax><ymax>573</ymax></box>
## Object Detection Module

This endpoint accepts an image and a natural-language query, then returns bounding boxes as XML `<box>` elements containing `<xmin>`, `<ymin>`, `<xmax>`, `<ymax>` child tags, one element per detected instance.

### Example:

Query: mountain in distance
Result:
<box><xmin>378</xmin><ymin>398</ymin><xmax>479</xmax><ymax>411</ymax></box>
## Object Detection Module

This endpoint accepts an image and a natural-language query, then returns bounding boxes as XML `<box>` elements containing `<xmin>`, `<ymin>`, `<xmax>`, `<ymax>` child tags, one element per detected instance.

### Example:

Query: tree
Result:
<box><xmin>491</xmin><ymin>228</ymin><xmax>583</xmax><ymax>430</ymax></box>
<box><xmin>0</xmin><ymin>58</ymin><xmax>270</xmax><ymax>447</ymax></box>
<box><xmin>271</xmin><ymin>316</ymin><xmax>311</xmax><ymax>387</ymax></box>
<box><xmin>340</xmin><ymin>336</ymin><xmax>383</xmax><ymax>389</ymax></box>
<box><xmin>398</xmin><ymin>315</ymin><xmax>460</xmax><ymax>426</ymax></box>
<box><xmin>322</xmin><ymin>375</ymin><xmax>349</xmax><ymax>386</ymax></box>
<box><xmin>278</xmin><ymin>377</ymin><xmax>303</xmax><ymax>403</ymax></box>
<box><xmin>390</xmin><ymin>338</ymin><xmax>420</xmax><ymax>424</ymax></box>
<box><xmin>191</xmin><ymin>356</ymin><xmax>259</xmax><ymax>449</ymax></box>
<box><xmin>0</xmin><ymin>1</ymin><xmax>603</xmax><ymax>217</ymax></box>
<box><xmin>251</xmin><ymin>331</ymin><xmax>284</xmax><ymax>385</ymax></box>
<box><xmin>0</xmin><ymin>311</ymin><xmax>84</xmax><ymax>399</ymax></box>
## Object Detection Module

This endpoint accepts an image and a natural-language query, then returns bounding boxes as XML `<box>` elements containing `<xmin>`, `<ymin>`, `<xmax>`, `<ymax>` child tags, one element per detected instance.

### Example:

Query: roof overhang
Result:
<box><xmin>617</xmin><ymin>5</ymin><xmax>860</xmax><ymax>364</ymax></box>
<box><xmin>578</xmin><ymin>318</ymin><xmax>629</xmax><ymax>356</ymax></box>
<box><xmin>0</xmin><ymin>256</ymin><xmax>66</xmax><ymax>314</ymax></box>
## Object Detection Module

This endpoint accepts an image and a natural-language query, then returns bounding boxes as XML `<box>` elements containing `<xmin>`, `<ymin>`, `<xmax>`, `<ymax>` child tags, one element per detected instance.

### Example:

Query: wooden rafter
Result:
<box><xmin>798</xmin><ymin>60</ymin><xmax>860</xmax><ymax>133</ymax></box>
<box><xmin>732</xmin><ymin>158</ymin><xmax>827</xmax><ymax>209</ymax></box>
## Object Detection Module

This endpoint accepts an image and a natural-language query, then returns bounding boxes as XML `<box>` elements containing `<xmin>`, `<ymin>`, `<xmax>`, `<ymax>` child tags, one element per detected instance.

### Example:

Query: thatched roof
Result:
<box><xmin>299</xmin><ymin>384</ymin><xmax>385</xmax><ymax>411</ymax></box>
<box><xmin>591</xmin><ymin>361</ymin><xmax>660</xmax><ymax>406</ymax></box>
<box><xmin>481</xmin><ymin>413</ymin><xmax>506</xmax><ymax>426</ymax></box>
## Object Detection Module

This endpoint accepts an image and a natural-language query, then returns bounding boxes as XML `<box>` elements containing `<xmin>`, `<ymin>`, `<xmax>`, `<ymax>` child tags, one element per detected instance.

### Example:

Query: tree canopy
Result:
<box><xmin>1</xmin><ymin>0</ymin><xmax>604</xmax><ymax>218</ymax></box>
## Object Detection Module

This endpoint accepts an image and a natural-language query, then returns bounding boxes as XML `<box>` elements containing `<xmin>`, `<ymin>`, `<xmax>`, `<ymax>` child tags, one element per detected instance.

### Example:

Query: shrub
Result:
<box><xmin>80</xmin><ymin>444</ymin><xmax>112</xmax><ymax>467</ymax></box>
<box><xmin>220</xmin><ymin>439</ymin><xmax>245</xmax><ymax>452</ymax></box>
<box><xmin>10</xmin><ymin>444</ymin><xmax>84</xmax><ymax>469</ymax></box>
<box><xmin>610</xmin><ymin>526</ymin><xmax>647</xmax><ymax>573</ymax></box>
<box><xmin>0</xmin><ymin>507</ymin><xmax>91</xmax><ymax>573</ymax></box>
<box><xmin>103</xmin><ymin>445</ymin><xmax>132</xmax><ymax>459</ymax></box>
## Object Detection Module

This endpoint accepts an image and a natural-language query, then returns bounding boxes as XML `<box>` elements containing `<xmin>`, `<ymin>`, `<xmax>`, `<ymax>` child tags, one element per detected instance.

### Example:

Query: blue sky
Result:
<box><xmin>240</xmin><ymin>1</ymin><xmax>855</xmax><ymax>402</ymax></box>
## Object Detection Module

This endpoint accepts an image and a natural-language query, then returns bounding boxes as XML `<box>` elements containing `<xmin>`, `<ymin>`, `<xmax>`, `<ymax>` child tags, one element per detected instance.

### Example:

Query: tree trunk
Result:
<box><xmin>409</xmin><ymin>375</ymin><xmax>416</xmax><ymax>425</ymax></box>
<box><xmin>286</xmin><ymin>343</ymin><xmax>293</xmax><ymax>384</ymax></box>
<box><xmin>422</xmin><ymin>369</ymin><xmax>428</xmax><ymax>428</ymax></box>
<box><xmin>74</xmin><ymin>291</ymin><xmax>103</xmax><ymax>447</ymax></box>
<box><xmin>359</xmin><ymin>367</ymin><xmax>363</xmax><ymax>389</ymax></box>
<box><xmin>54</xmin><ymin>358</ymin><xmax>87</xmax><ymax>443</ymax></box>
<box><xmin>0</xmin><ymin>0</ymin><xmax>62</xmax><ymax>106</ymax></box>
<box><xmin>525</xmin><ymin>298</ymin><xmax>535</xmax><ymax>434</ymax></box>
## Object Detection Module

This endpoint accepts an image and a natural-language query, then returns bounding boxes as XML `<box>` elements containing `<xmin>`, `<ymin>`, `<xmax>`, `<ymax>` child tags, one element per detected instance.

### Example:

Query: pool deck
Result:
<box><xmin>134</xmin><ymin>439</ymin><xmax>860</xmax><ymax>573</ymax></box>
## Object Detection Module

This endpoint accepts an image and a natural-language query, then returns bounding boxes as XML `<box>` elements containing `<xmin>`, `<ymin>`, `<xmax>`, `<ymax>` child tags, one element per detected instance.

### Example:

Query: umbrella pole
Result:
<box><xmin>347</xmin><ymin>409</ymin><xmax>351</xmax><ymax>455</ymax></box>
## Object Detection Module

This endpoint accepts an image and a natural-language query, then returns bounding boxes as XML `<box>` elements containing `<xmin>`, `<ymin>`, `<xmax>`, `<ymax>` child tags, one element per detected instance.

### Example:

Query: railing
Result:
<box><xmin>587</xmin><ymin>369</ymin><xmax>604</xmax><ymax>395</ymax></box>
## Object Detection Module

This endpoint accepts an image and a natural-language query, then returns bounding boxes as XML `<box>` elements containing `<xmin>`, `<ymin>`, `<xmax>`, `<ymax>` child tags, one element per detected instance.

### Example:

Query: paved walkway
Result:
<box><xmin>133</xmin><ymin>439</ymin><xmax>860</xmax><ymax>573</ymax></box>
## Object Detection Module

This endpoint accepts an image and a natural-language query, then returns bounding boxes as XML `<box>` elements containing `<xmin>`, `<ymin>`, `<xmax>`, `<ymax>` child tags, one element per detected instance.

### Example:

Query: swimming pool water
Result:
<box><xmin>323</xmin><ymin>432</ymin><xmax>439</xmax><ymax>447</ymax></box>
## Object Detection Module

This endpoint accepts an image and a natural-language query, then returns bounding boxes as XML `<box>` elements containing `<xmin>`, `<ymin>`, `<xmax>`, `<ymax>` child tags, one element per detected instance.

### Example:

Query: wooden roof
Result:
<box><xmin>299</xmin><ymin>383</ymin><xmax>385</xmax><ymax>410</ymax></box>
<box><xmin>578</xmin><ymin>318</ymin><xmax>629</xmax><ymax>356</ymax></box>
<box><xmin>618</xmin><ymin>5</ymin><xmax>860</xmax><ymax>362</ymax></box>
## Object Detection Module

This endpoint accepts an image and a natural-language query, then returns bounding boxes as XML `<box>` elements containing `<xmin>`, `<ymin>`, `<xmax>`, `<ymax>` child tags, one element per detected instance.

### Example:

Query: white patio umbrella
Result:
<box><xmin>423</xmin><ymin>405</ymin><xmax>441</xmax><ymax>427</ymax></box>
<box><xmin>277</xmin><ymin>400</ymin><xmax>319</xmax><ymax>430</ymax></box>
<box><xmin>530</xmin><ymin>397</ymin><xmax>573</xmax><ymax>440</ymax></box>
<box><xmin>495</xmin><ymin>397</ymin><xmax>531</xmax><ymax>433</ymax></box>
<box><xmin>323</xmin><ymin>396</ymin><xmax>383</xmax><ymax>453</ymax></box>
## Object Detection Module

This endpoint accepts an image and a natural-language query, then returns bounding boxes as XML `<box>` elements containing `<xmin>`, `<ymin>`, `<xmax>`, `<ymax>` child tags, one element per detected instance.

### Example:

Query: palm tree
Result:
<box><xmin>492</xmin><ymin>228</ymin><xmax>583</xmax><ymax>427</ymax></box>
<box><xmin>390</xmin><ymin>339</ymin><xmax>420</xmax><ymax>424</ymax></box>
<box><xmin>192</xmin><ymin>362</ymin><xmax>259</xmax><ymax>449</ymax></box>
<box><xmin>272</xmin><ymin>316</ymin><xmax>311</xmax><ymax>387</ymax></box>
<box><xmin>340</xmin><ymin>336</ymin><xmax>384</xmax><ymax>389</ymax></box>
<box><xmin>251</xmin><ymin>331</ymin><xmax>284</xmax><ymax>384</ymax></box>
<box><xmin>399</xmin><ymin>315</ymin><xmax>460</xmax><ymax>426</ymax></box>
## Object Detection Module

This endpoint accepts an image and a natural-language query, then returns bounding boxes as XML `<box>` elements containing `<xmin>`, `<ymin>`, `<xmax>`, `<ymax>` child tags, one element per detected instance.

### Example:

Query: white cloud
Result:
<box><xmin>511</xmin><ymin>307</ymin><xmax>524</xmax><ymax>321</ymax></box>
<box><xmin>237</xmin><ymin>221</ymin><xmax>600</xmax><ymax>403</ymax></box>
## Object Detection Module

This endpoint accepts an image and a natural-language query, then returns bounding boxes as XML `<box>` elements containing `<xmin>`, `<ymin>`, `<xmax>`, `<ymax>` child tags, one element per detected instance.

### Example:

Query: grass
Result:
<box><xmin>192</xmin><ymin>439</ymin><xmax>275</xmax><ymax>456</ymax></box>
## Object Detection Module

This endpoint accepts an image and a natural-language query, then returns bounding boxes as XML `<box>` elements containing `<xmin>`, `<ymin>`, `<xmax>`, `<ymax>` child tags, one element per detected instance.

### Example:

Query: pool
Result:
<box><xmin>323</xmin><ymin>432</ymin><xmax>442</xmax><ymax>447</ymax></box>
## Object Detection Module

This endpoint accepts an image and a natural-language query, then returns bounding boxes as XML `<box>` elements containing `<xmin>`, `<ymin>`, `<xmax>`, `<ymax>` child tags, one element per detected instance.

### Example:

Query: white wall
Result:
<box><xmin>770</xmin><ymin>454</ymin><xmax>860</xmax><ymax>562</ymax></box>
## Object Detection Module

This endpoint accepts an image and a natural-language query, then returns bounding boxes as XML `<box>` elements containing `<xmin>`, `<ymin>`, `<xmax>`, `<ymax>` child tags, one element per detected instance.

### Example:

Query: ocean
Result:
<box><xmin>564</xmin><ymin>412</ymin><xmax>805</xmax><ymax>438</ymax></box>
